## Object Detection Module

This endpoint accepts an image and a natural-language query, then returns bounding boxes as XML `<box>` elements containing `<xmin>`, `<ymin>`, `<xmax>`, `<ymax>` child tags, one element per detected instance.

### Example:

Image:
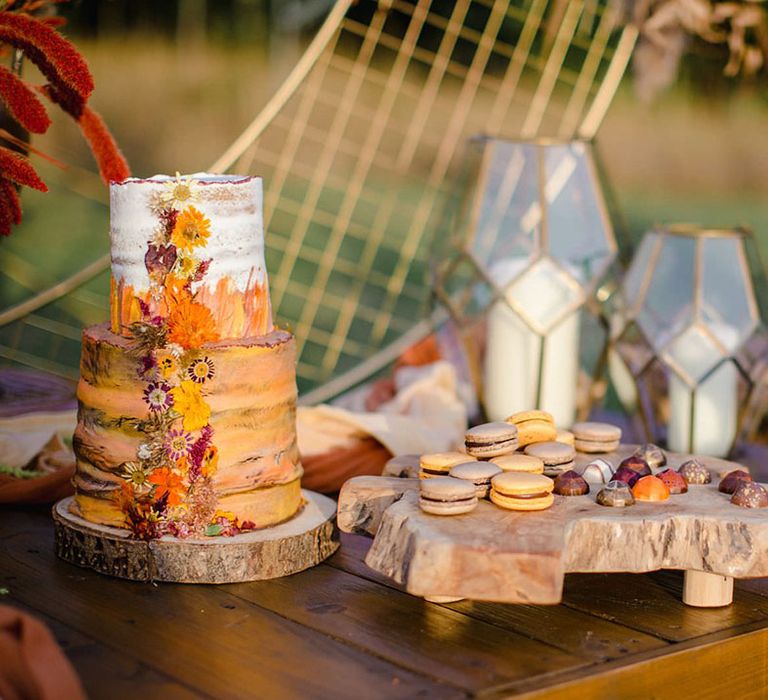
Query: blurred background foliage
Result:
<box><xmin>2</xmin><ymin>0</ymin><xmax>768</xmax><ymax>381</ymax></box>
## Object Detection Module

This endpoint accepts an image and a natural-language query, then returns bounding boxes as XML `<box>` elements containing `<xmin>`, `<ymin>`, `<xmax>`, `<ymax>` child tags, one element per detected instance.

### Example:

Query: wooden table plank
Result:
<box><xmin>562</xmin><ymin>571</ymin><xmax>768</xmax><ymax>642</ymax></box>
<box><xmin>223</xmin><ymin>564</ymin><xmax>584</xmax><ymax>692</ymax></box>
<box><xmin>0</xmin><ymin>509</ymin><xmax>465</xmax><ymax>700</ymax></box>
<box><xmin>7</xmin><ymin>601</ymin><xmax>207</xmax><ymax>700</ymax></box>
<box><xmin>330</xmin><ymin>533</ymin><xmax>670</xmax><ymax>662</ymax></box>
<box><xmin>486</xmin><ymin>623</ymin><xmax>768</xmax><ymax>700</ymax></box>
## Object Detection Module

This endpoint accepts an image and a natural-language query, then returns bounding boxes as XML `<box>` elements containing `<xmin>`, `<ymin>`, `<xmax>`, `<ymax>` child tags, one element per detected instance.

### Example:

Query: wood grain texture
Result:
<box><xmin>53</xmin><ymin>492</ymin><xmax>338</xmax><ymax>583</ymax></box>
<box><xmin>4</xmin><ymin>505</ymin><xmax>768</xmax><ymax>698</ymax></box>
<box><xmin>1</xmin><ymin>509</ymin><xmax>462</xmax><ymax>700</ymax></box>
<box><xmin>338</xmin><ymin>446</ymin><xmax>763</xmax><ymax>604</ymax></box>
<box><xmin>328</xmin><ymin>534</ymin><xmax>670</xmax><ymax>663</ymax></box>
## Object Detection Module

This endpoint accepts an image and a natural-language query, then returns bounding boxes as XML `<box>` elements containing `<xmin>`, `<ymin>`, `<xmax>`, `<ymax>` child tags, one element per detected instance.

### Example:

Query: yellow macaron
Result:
<box><xmin>506</xmin><ymin>410</ymin><xmax>557</xmax><ymax>448</ymax></box>
<box><xmin>419</xmin><ymin>451</ymin><xmax>475</xmax><ymax>479</ymax></box>
<box><xmin>489</xmin><ymin>453</ymin><xmax>545</xmax><ymax>474</ymax></box>
<box><xmin>490</xmin><ymin>472</ymin><xmax>554</xmax><ymax>511</ymax></box>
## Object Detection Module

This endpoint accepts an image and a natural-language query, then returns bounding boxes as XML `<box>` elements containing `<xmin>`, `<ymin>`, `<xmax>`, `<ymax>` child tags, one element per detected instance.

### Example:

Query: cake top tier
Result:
<box><xmin>110</xmin><ymin>173</ymin><xmax>272</xmax><ymax>343</ymax></box>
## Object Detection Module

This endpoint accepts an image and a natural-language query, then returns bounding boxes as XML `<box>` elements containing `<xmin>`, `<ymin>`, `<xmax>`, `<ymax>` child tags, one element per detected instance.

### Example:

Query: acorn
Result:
<box><xmin>633</xmin><ymin>443</ymin><xmax>667</xmax><ymax>471</ymax></box>
<box><xmin>657</xmin><ymin>469</ymin><xmax>688</xmax><ymax>495</ymax></box>
<box><xmin>618</xmin><ymin>454</ymin><xmax>652</xmax><ymax>477</ymax></box>
<box><xmin>553</xmin><ymin>470</ymin><xmax>590</xmax><ymax>496</ymax></box>
<box><xmin>596</xmin><ymin>480</ymin><xmax>635</xmax><ymax>507</ymax></box>
<box><xmin>718</xmin><ymin>470</ymin><xmax>752</xmax><ymax>495</ymax></box>
<box><xmin>731</xmin><ymin>482</ymin><xmax>768</xmax><ymax>509</ymax></box>
<box><xmin>678</xmin><ymin>459</ymin><xmax>711</xmax><ymax>485</ymax></box>
<box><xmin>612</xmin><ymin>466</ymin><xmax>641</xmax><ymax>488</ymax></box>
<box><xmin>632</xmin><ymin>475</ymin><xmax>670</xmax><ymax>502</ymax></box>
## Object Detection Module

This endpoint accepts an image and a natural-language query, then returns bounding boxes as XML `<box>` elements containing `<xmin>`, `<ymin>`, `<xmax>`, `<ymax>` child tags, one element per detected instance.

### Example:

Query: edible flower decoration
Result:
<box><xmin>188</xmin><ymin>357</ymin><xmax>215</xmax><ymax>384</ymax></box>
<box><xmin>171</xmin><ymin>205</ymin><xmax>210</xmax><ymax>251</ymax></box>
<box><xmin>170</xmin><ymin>380</ymin><xmax>211</xmax><ymax>432</ymax></box>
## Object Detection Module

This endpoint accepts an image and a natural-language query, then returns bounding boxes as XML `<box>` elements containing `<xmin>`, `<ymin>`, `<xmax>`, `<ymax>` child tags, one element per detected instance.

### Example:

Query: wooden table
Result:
<box><xmin>3</xmin><ymin>505</ymin><xmax>768</xmax><ymax>699</ymax></box>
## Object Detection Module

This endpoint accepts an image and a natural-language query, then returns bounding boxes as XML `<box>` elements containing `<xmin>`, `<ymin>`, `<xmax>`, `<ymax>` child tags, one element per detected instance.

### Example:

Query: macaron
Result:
<box><xmin>449</xmin><ymin>461</ymin><xmax>503</xmax><ymax>498</ymax></box>
<box><xmin>506</xmin><ymin>410</ymin><xmax>557</xmax><ymax>448</ymax></box>
<box><xmin>419</xmin><ymin>476</ymin><xmax>478</xmax><ymax>515</ymax></box>
<box><xmin>490</xmin><ymin>472</ymin><xmax>554</xmax><ymax>512</ymax></box>
<box><xmin>419</xmin><ymin>452</ymin><xmax>475</xmax><ymax>479</ymax></box>
<box><xmin>632</xmin><ymin>475</ymin><xmax>670</xmax><ymax>502</ymax></box>
<box><xmin>572</xmin><ymin>422</ymin><xmax>621</xmax><ymax>453</ymax></box>
<box><xmin>524</xmin><ymin>441</ymin><xmax>575</xmax><ymax>477</ymax></box>
<box><xmin>465</xmin><ymin>422</ymin><xmax>519</xmax><ymax>458</ymax></box>
<box><xmin>555</xmin><ymin>429</ymin><xmax>575</xmax><ymax>447</ymax></box>
<box><xmin>490</xmin><ymin>453</ymin><xmax>545</xmax><ymax>474</ymax></box>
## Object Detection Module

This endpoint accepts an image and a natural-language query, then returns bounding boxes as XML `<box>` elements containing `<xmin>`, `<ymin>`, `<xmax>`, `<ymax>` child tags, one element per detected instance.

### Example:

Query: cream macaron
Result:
<box><xmin>490</xmin><ymin>472</ymin><xmax>554</xmax><ymax>512</ymax></box>
<box><xmin>449</xmin><ymin>461</ymin><xmax>503</xmax><ymax>498</ymax></box>
<box><xmin>571</xmin><ymin>422</ymin><xmax>621</xmax><ymax>453</ymax></box>
<box><xmin>419</xmin><ymin>476</ymin><xmax>478</xmax><ymax>515</ymax></box>
<box><xmin>464</xmin><ymin>422</ymin><xmax>519</xmax><ymax>458</ymax></box>
<box><xmin>419</xmin><ymin>452</ymin><xmax>475</xmax><ymax>479</ymax></box>
<box><xmin>524</xmin><ymin>441</ymin><xmax>575</xmax><ymax>477</ymax></box>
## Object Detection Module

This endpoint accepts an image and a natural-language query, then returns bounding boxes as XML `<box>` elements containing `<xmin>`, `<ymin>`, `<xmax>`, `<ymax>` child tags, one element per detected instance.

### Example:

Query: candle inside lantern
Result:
<box><xmin>484</xmin><ymin>258</ymin><xmax>580</xmax><ymax>427</ymax></box>
<box><xmin>666</xmin><ymin>324</ymin><xmax>739</xmax><ymax>457</ymax></box>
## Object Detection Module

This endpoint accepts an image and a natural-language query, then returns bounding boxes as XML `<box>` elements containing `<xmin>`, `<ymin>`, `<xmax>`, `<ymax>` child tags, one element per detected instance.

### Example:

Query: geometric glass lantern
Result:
<box><xmin>613</xmin><ymin>224</ymin><xmax>768</xmax><ymax>457</ymax></box>
<box><xmin>433</xmin><ymin>137</ymin><xmax>617</xmax><ymax>427</ymax></box>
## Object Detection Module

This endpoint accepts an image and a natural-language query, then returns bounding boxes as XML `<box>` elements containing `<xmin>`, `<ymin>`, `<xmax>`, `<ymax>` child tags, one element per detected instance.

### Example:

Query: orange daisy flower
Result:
<box><xmin>171</xmin><ymin>206</ymin><xmax>211</xmax><ymax>252</ymax></box>
<box><xmin>148</xmin><ymin>467</ymin><xmax>186</xmax><ymax>507</ymax></box>
<box><xmin>166</xmin><ymin>294</ymin><xmax>219</xmax><ymax>349</ymax></box>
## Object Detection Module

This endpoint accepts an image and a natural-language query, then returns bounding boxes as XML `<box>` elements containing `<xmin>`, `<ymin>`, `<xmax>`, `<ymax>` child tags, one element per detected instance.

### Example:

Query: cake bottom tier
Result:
<box><xmin>73</xmin><ymin>323</ymin><xmax>303</xmax><ymax>538</ymax></box>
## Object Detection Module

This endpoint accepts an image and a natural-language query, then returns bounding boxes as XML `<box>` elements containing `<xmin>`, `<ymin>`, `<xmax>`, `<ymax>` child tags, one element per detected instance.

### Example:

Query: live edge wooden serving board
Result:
<box><xmin>337</xmin><ymin>445</ymin><xmax>767</xmax><ymax>608</ymax></box>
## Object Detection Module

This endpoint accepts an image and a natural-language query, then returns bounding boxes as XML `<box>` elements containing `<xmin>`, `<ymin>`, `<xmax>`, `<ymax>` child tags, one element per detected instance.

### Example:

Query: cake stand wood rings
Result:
<box><xmin>53</xmin><ymin>490</ymin><xmax>338</xmax><ymax>583</ymax></box>
<box><xmin>338</xmin><ymin>446</ymin><xmax>763</xmax><ymax>608</ymax></box>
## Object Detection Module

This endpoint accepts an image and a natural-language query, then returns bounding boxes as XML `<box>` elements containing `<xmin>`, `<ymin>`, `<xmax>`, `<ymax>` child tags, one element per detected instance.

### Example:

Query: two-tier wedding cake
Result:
<box><xmin>71</xmin><ymin>174</ymin><xmax>303</xmax><ymax>539</ymax></box>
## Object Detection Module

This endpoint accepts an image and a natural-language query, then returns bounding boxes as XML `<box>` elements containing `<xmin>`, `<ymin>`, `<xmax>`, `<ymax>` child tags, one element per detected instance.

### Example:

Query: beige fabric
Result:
<box><xmin>298</xmin><ymin>361</ymin><xmax>467</xmax><ymax>458</ymax></box>
<box><xmin>0</xmin><ymin>411</ymin><xmax>77</xmax><ymax>469</ymax></box>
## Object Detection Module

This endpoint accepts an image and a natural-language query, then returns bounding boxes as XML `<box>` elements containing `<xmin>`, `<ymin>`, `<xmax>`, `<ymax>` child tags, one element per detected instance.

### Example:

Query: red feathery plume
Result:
<box><xmin>0</xmin><ymin>13</ymin><xmax>93</xmax><ymax>100</ymax></box>
<box><xmin>0</xmin><ymin>64</ymin><xmax>49</xmax><ymax>132</ymax></box>
<box><xmin>0</xmin><ymin>4</ymin><xmax>130</xmax><ymax>236</ymax></box>
<box><xmin>76</xmin><ymin>104</ymin><xmax>130</xmax><ymax>182</ymax></box>
<box><xmin>39</xmin><ymin>85</ymin><xmax>129</xmax><ymax>183</ymax></box>
<box><xmin>0</xmin><ymin>178</ymin><xmax>23</xmax><ymax>224</ymax></box>
<box><xmin>0</xmin><ymin>145</ymin><xmax>46</xmax><ymax>190</ymax></box>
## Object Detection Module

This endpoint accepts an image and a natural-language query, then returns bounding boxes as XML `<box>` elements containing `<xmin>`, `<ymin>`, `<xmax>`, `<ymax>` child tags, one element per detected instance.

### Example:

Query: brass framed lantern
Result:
<box><xmin>433</xmin><ymin>137</ymin><xmax>617</xmax><ymax>427</ymax></box>
<box><xmin>613</xmin><ymin>224</ymin><xmax>768</xmax><ymax>457</ymax></box>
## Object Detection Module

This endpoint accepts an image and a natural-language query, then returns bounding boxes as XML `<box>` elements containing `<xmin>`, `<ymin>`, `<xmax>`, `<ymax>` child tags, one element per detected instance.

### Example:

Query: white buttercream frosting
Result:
<box><xmin>110</xmin><ymin>173</ymin><xmax>267</xmax><ymax>294</ymax></box>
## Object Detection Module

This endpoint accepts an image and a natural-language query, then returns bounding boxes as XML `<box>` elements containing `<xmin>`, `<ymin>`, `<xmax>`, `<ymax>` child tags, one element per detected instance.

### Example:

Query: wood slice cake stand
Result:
<box><xmin>337</xmin><ymin>445</ymin><xmax>765</xmax><ymax>608</ymax></box>
<box><xmin>53</xmin><ymin>490</ymin><xmax>338</xmax><ymax>583</ymax></box>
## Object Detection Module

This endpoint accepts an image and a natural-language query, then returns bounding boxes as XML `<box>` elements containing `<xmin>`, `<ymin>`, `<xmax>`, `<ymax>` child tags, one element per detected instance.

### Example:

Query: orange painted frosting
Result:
<box><xmin>73</xmin><ymin>324</ymin><xmax>302</xmax><ymax>532</ymax></box>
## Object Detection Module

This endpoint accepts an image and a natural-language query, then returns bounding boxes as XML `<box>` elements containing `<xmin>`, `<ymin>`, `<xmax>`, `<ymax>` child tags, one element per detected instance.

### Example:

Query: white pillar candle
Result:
<box><xmin>667</xmin><ymin>324</ymin><xmax>739</xmax><ymax>457</ymax></box>
<box><xmin>668</xmin><ymin>362</ymin><xmax>738</xmax><ymax>457</ymax></box>
<box><xmin>484</xmin><ymin>259</ymin><xmax>580</xmax><ymax>427</ymax></box>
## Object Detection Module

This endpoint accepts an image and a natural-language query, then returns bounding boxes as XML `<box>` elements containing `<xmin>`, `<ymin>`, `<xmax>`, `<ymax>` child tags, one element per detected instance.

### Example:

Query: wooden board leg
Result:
<box><xmin>683</xmin><ymin>571</ymin><xmax>734</xmax><ymax>607</ymax></box>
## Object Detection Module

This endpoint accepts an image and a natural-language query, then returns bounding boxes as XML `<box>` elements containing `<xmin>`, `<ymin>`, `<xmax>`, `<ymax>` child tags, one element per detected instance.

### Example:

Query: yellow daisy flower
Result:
<box><xmin>170</xmin><ymin>380</ymin><xmax>211</xmax><ymax>431</ymax></box>
<box><xmin>175</xmin><ymin>252</ymin><xmax>199</xmax><ymax>279</ymax></box>
<box><xmin>160</xmin><ymin>172</ymin><xmax>200</xmax><ymax>210</ymax></box>
<box><xmin>171</xmin><ymin>206</ymin><xmax>211</xmax><ymax>252</ymax></box>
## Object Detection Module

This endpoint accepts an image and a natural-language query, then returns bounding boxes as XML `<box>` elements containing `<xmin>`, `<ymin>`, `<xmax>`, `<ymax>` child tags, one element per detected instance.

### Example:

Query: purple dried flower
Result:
<box><xmin>143</xmin><ymin>381</ymin><xmax>173</xmax><ymax>411</ymax></box>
